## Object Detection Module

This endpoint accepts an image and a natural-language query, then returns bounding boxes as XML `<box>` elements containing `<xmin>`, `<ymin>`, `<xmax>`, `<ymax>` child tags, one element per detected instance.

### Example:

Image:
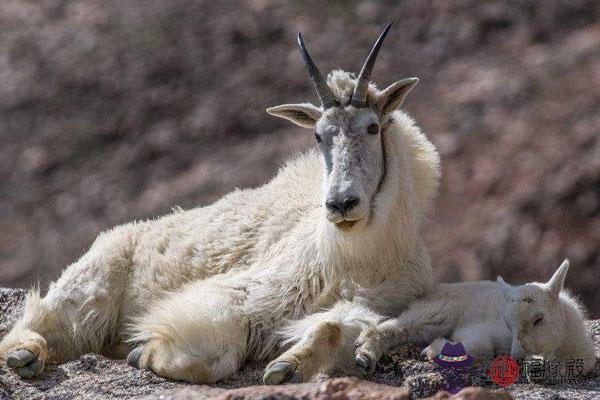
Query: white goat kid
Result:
<box><xmin>0</xmin><ymin>24</ymin><xmax>440</xmax><ymax>384</ymax></box>
<box><xmin>355</xmin><ymin>260</ymin><xmax>596</xmax><ymax>376</ymax></box>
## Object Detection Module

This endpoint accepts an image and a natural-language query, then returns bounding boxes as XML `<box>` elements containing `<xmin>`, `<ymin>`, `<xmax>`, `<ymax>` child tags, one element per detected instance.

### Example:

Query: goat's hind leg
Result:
<box><xmin>127</xmin><ymin>280</ymin><xmax>248</xmax><ymax>383</ymax></box>
<box><xmin>0</xmin><ymin>290</ymin><xmax>53</xmax><ymax>378</ymax></box>
<box><xmin>0</xmin><ymin>226</ymin><xmax>134</xmax><ymax>378</ymax></box>
<box><xmin>450</xmin><ymin>324</ymin><xmax>496</xmax><ymax>362</ymax></box>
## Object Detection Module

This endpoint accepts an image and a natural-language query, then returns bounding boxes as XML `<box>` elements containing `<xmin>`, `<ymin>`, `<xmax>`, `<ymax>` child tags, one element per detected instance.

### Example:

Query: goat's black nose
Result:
<box><xmin>325</xmin><ymin>196</ymin><xmax>360</xmax><ymax>215</ymax></box>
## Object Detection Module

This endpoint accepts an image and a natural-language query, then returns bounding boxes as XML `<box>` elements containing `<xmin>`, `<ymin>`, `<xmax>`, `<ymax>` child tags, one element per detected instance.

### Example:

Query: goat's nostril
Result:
<box><xmin>341</xmin><ymin>197</ymin><xmax>360</xmax><ymax>212</ymax></box>
<box><xmin>326</xmin><ymin>197</ymin><xmax>360</xmax><ymax>215</ymax></box>
<box><xmin>326</xmin><ymin>200</ymin><xmax>342</xmax><ymax>213</ymax></box>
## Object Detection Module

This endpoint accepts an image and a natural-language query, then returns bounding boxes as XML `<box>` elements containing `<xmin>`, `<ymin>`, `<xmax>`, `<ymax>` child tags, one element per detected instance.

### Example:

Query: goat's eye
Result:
<box><xmin>314</xmin><ymin>132</ymin><xmax>322</xmax><ymax>143</ymax></box>
<box><xmin>367</xmin><ymin>123</ymin><xmax>379</xmax><ymax>135</ymax></box>
<box><xmin>533</xmin><ymin>316</ymin><xmax>544</xmax><ymax>326</ymax></box>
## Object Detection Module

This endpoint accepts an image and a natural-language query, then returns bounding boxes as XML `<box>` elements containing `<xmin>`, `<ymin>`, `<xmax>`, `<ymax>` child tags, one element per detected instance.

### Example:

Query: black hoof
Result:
<box><xmin>15</xmin><ymin>359</ymin><xmax>44</xmax><ymax>379</ymax></box>
<box><xmin>355</xmin><ymin>353</ymin><xmax>372</xmax><ymax>373</ymax></box>
<box><xmin>263</xmin><ymin>361</ymin><xmax>302</xmax><ymax>385</ymax></box>
<box><xmin>6</xmin><ymin>349</ymin><xmax>43</xmax><ymax>379</ymax></box>
<box><xmin>6</xmin><ymin>349</ymin><xmax>36</xmax><ymax>368</ymax></box>
<box><xmin>126</xmin><ymin>345</ymin><xmax>144</xmax><ymax>369</ymax></box>
<box><xmin>287</xmin><ymin>371</ymin><xmax>303</xmax><ymax>383</ymax></box>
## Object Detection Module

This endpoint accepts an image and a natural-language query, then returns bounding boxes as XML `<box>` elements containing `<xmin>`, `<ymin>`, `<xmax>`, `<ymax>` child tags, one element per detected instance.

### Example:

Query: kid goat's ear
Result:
<box><xmin>547</xmin><ymin>259</ymin><xmax>569</xmax><ymax>299</ymax></box>
<box><xmin>266</xmin><ymin>103</ymin><xmax>322</xmax><ymax>129</ymax></box>
<box><xmin>497</xmin><ymin>276</ymin><xmax>514</xmax><ymax>299</ymax></box>
<box><xmin>376</xmin><ymin>77</ymin><xmax>419</xmax><ymax>116</ymax></box>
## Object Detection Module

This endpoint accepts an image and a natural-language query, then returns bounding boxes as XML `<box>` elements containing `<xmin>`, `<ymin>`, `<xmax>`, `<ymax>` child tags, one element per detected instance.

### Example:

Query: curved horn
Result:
<box><xmin>351</xmin><ymin>22</ymin><xmax>393</xmax><ymax>108</ymax></box>
<box><xmin>297</xmin><ymin>33</ymin><xmax>339</xmax><ymax>109</ymax></box>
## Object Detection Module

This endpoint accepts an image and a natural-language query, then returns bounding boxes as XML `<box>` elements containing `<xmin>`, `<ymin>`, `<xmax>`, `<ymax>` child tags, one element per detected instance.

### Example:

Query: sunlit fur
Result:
<box><xmin>0</xmin><ymin>71</ymin><xmax>440</xmax><ymax>383</ymax></box>
<box><xmin>355</xmin><ymin>260</ymin><xmax>596</xmax><ymax>377</ymax></box>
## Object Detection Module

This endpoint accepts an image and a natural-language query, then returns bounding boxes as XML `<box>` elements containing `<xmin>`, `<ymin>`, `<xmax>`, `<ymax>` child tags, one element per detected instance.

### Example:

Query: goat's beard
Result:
<box><xmin>335</xmin><ymin>220</ymin><xmax>357</xmax><ymax>231</ymax></box>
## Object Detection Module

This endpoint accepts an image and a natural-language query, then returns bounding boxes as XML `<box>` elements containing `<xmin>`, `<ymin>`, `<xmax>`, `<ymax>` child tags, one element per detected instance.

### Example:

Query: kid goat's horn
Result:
<box><xmin>297</xmin><ymin>33</ymin><xmax>339</xmax><ymax>109</ymax></box>
<box><xmin>351</xmin><ymin>22</ymin><xmax>393</xmax><ymax>108</ymax></box>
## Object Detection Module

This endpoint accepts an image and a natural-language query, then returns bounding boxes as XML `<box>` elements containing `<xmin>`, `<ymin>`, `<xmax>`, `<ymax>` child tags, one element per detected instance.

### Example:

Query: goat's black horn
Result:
<box><xmin>351</xmin><ymin>22</ymin><xmax>393</xmax><ymax>108</ymax></box>
<box><xmin>298</xmin><ymin>33</ymin><xmax>339</xmax><ymax>109</ymax></box>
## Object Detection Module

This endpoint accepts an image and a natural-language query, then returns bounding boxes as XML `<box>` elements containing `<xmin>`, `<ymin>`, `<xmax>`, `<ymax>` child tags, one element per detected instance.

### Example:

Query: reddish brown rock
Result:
<box><xmin>156</xmin><ymin>379</ymin><xmax>513</xmax><ymax>400</ymax></box>
<box><xmin>429</xmin><ymin>387</ymin><xmax>513</xmax><ymax>400</ymax></box>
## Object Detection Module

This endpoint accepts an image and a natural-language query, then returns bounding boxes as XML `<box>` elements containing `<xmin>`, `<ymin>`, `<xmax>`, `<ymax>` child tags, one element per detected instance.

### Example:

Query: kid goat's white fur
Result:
<box><xmin>355</xmin><ymin>260</ymin><xmax>596</xmax><ymax>376</ymax></box>
<box><xmin>0</xmin><ymin>25</ymin><xmax>441</xmax><ymax>383</ymax></box>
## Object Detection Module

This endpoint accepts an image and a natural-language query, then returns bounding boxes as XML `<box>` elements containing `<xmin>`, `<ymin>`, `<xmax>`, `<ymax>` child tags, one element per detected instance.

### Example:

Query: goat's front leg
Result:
<box><xmin>355</xmin><ymin>305</ymin><xmax>451</xmax><ymax>374</ymax></box>
<box><xmin>264</xmin><ymin>320</ymin><xmax>342</xmax><ymax>384</ymax></box>
<box><xmin>354</xmin><ymin>317</ymin><xmax>409</xmax><ymax>374</ymax></box>
<box><xmin>264</xmin><ymin>301</ymin><xmax>379</xmax><ymax>384</ymax></box>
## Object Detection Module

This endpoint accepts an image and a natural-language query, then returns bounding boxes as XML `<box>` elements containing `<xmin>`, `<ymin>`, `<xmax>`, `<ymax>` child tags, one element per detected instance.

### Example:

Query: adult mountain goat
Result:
<box><xmin>0</xmin><ymin>24</ymin><xmax>440</xmax><ymax>384</ymax></box>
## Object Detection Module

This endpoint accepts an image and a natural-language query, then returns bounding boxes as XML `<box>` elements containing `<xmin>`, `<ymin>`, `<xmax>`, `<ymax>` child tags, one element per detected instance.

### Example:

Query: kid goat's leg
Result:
<box><xmin>264</xmin><ymin>301</ymin><xmax>382</xmax><ymax>384</ymax></box>
<box><xmin>0</xmin><ymin>226</ymin><xmax>135</xmax><ymax>378</ymax></box>
<box><xmin>127</xmin><ymin>279</ymin><xmax>248</xmax><ymax>383</ymax></box>
<box><xmin>451</xmin><ymin>323</ymin><xmax>498</xmax><ymax>361</ymax></box>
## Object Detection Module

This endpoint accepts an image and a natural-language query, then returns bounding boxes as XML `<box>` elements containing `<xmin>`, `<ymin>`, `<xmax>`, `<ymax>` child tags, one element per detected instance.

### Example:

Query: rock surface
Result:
<box><xmin>0</xmin><ymin>288</ymin><xmax>598</xmax><ymax>399</ymax></box>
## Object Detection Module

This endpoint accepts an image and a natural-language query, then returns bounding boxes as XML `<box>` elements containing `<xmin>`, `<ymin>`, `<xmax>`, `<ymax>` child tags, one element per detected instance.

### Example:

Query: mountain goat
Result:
<box><xmin>0</xmin><ymin>24</ymin><xmax>440</xmax><ymax>384</ymax></box>
<box><xmin>355</xmin><ymin>260</ymin><xmax>597</xmax><ymax>377</ymax></box>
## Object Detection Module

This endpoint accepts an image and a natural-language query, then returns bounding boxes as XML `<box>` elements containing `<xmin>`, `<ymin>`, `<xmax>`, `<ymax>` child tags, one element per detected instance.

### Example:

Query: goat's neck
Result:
<box><xmin>317</xmin><ymin>118</ymin><xmax>422</xmax><ymax>281</ymax></box>
<box><xmin>556</xmin><ymin>301</ymin><xmax>595</xmax><ymax>365</ymax></box>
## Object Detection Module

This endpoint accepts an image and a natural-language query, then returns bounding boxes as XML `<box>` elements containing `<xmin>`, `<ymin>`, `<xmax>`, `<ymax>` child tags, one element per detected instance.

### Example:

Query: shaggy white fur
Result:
<box><xmin>0</xmin><ymin>71</ymin><xmax>440</xmax><ymax>384</ymax></box>
<box><xmin>355</xmin><ymin>260</ymin><xmax>597</xmax><ymax>377</ymax></box>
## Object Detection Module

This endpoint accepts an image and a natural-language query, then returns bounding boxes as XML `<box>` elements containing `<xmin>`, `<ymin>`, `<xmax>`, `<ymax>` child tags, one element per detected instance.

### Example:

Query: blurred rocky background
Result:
<box><xmin>0</xmin><ymin>0</ymin><xmax>598</xmax><ymax>316</ymax></box>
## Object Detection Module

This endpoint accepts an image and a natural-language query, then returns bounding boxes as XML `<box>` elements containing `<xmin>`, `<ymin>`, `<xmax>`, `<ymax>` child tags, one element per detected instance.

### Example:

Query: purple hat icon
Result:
<box><xmin>433</xmin><ymin>342</ymin><xmax>474</xmax><ymax>368</ymax></box>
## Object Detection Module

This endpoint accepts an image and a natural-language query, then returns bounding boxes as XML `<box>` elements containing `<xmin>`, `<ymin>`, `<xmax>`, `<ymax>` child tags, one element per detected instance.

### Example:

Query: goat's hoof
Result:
<box><xmin>15</xmin><ymin>359</ymin><xmax>44</xmax><ymax>379</ymax></box>
<box><xmin>6</xmin><ymin>349</ymin><xmax>36</xmax><ymax>368</ymax></box>
<box><xmin>287</xmin><ymin>371</ymin><xmax>303</xmax><ymax>383</ymax></box>
<box><xmin>420</xmin><ymin>347</ymin><xmax>436</xmax><ymax>361</ymax></box>
<box><xmin>7</xmin><ymin>349</ymin><xmax>43</xmax><ymax>379</ymax></box>
<box><xmin>263</xmin><ymin>361</ymin><xmax>302</xmax><ymax>385</ymax></box>
<box><xmin>127</xmin><ymin>345</ymin><xmax>144</xmax><ymax>369</ymax></box>
<box><xmin>355</xmin><ymin>353</ymin><xmax>372</xmax><ymax>372</ymax></box>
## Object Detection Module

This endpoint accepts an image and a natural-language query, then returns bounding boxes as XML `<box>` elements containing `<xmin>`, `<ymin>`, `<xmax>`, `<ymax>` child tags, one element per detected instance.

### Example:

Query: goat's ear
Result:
<box><xmin>376</xmin><ymin>77</ymin><xmax>419</xmax><ymax>116</ymax></box>
<box><xmin>546</xmin><ymin>259</ymin><xmax>569</xmax><ymax>299</ymax></box>
<box><xmin>266</xmin><ymin>103</ymin><xmax>322</xmax><ymax>129</ymax></box>
<box><xmin>497</xmin><ymin>276</ymin><xmax>514</xmax><ymax>299</ymax></box>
